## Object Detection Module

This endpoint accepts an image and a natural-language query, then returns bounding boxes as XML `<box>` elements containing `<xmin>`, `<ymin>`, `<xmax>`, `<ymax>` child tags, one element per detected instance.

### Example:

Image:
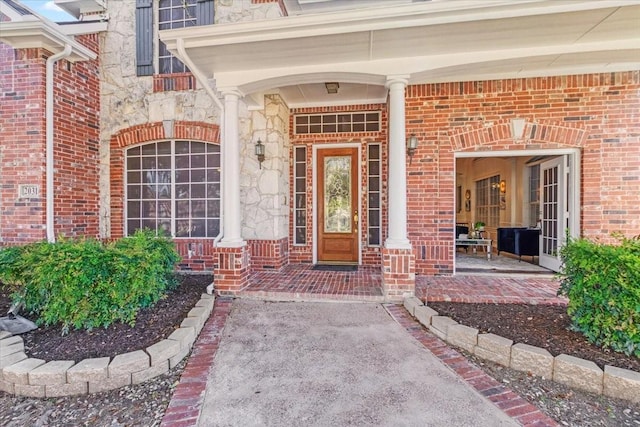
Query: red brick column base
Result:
<box><xmin>213</xmin><ymin>245</ymin><xmax>250</xmax><ymax>296</ymax></box>
<box><xmin>247</xmin><ymin>238</ymin><xmax>289</xmax><ymax>271</ymax></box>
<box><xmin>382</xmin><ymin>247</ymin><xmax>416</xmax><ymax>302</ymax></box>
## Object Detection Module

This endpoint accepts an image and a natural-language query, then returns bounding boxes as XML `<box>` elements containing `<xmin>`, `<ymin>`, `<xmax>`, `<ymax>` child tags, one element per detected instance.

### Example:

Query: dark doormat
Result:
<box><xmin>312</xmin><ymin>264</ymin><xmax>358</xmax><ymax>272</ymax></box>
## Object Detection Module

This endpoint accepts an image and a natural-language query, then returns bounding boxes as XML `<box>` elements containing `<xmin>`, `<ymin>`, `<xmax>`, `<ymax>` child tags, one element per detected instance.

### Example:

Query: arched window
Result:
<box><xmin>126</xmin><ymin>140</ymin><xmax>220</xmax><ymax>238</ymax></box>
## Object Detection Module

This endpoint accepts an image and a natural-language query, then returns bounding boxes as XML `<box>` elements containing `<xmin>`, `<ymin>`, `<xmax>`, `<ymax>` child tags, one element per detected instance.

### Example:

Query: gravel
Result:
<box><xmin>0</xmin><ymin>359</ymin><xmax>185</xmax><ymax>427</ymax></box>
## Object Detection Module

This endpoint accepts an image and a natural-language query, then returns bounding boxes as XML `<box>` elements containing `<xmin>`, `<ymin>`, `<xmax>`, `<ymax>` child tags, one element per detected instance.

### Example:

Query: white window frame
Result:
<box><xmin>125</xmin><ymin>140</ymin><xmax>221</xmax><ymax>239</ymax></box>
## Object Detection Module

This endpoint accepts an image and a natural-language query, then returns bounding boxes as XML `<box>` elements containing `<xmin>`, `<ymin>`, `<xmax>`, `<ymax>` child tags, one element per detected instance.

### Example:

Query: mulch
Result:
<box><xmin>428</xmin><ymin>302</ymin><xmax>640</xmax><ymax>372</ymax></box>
<box><xmin>0</xmin><ymin>274</ymin><xmax>210</xmax><ymax>362</ymax></box>
<box><xmin>1</xmin><ymin>277</ymin><xmax>637</xmax><ymax>375</ymax></box>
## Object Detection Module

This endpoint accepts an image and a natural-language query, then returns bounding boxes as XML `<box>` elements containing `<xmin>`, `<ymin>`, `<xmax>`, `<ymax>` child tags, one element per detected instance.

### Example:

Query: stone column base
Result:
<box><xmin>213</xmin><ymin>245</ymin><xmax>250</xmax><ymax>296</ymax></box>
<box><xmin>382</xmin><ymin>247</ymin><xmax>416</xmax><ymax>302</ymax></box>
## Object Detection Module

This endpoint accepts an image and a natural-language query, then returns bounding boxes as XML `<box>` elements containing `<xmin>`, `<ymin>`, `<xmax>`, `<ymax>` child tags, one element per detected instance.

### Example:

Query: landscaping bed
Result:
<box><xmin>428</xmin><ymin>302</ymin><xmax>640</xmax><ymax>373</ymax></box>
<box><xmin>0</xmin><ymin>274</ymin><xmax>210</xmax><ymax>362</ymax></box>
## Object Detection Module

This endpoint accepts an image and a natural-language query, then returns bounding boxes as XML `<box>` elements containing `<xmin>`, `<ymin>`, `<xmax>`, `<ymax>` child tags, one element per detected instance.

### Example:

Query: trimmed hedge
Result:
<box><xmin>0</xmin><ymin>230</ymin><xmax>181</xmax><ymax>334</ymax></box>
<box><xmin>558</xmin><ymin>235</ymin><xmax>640</xmax><ymax>357</ymax></box>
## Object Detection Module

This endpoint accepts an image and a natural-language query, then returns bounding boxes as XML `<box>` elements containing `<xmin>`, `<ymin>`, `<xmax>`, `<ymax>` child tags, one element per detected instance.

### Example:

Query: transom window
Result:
<box><xmin>126</xmin><ymin>141</ymin><xmax>221</xmax><ymax>238</ymax></box>
<box><xmin>294</xmin><ymin>112</ymin><xmax>381</xmax><ymax>134</ymax></box>
<box><xmin>475</xmin><ymin>175</ymin><xmax>500</xmax><ymax>228</ymax></box>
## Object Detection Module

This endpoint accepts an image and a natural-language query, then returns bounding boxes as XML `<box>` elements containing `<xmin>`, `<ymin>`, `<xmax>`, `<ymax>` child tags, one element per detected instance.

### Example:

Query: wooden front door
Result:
<box><xmin>317</xmin><ymin>148</ymin><xmax>359</xmax><ymax>263</ymax></box>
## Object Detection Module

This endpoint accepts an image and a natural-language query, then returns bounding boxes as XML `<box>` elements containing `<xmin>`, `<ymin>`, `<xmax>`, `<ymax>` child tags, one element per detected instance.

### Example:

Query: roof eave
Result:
<box><xmin>0</xmin><ymin>20</ymin><xmax>96</xmax><ymax>61</ymax></box>
<box><xmin>160</xmin><ymin>0</ymin><xmax>638</xmax><ymax>50</ymax></box>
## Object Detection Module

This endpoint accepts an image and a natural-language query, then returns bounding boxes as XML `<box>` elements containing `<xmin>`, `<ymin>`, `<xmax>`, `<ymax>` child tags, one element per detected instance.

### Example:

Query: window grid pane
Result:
<box><xmin>158</xmin><ymin>1</ymin><xmax>196</xmax><ymax>74</ymax></box>
<box><xmin>294</xmin><ymin>112</ymin><xmax>380</xmax><ymax>135</ymax></box>
<box><xmin>293</xmin><ymin>146</ymin><xmax>307</xmax><ymax>245</ymax></box>
<box><xmin>367</xmin><ymin>144</ymin><xmax>381</xmax><ymax>246</ymax></box>
<box><xmin>126</xmin><ymin>140</ymin><xmax>220</xmax><ymax>239</ymax></box>
<box><xmin>475</xmin><ymin>175</ymin><xmax>500</xmax><ymax>228</ymax></box>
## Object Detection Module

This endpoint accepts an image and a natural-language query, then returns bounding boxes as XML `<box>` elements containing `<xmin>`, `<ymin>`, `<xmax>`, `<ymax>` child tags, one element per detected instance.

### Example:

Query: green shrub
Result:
<box><xmin>0</xmin><ymin>230</ymin><xmax>181</xmax><ymax>334</ymax></box>
<box><xmin>558</xmin><ymin>235</ymin><xmax>640</xmax><ymax>357</ymax></box>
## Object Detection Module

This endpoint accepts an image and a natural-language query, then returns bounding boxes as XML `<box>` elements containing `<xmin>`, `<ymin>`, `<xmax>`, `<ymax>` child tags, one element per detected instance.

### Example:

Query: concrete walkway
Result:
<box><xmin>197</xmin><ymin>300</ymin><xmax>517</xmax><ymax>426</ymax></box>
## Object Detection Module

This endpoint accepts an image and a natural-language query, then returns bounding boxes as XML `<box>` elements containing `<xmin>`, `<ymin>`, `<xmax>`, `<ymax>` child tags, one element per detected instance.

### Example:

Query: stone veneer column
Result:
<box><xmin>382</xmin><ymin>76</ymin><xmax>415</xmax><ymax>301</ymax></box>
<box><xmin>215</xmin><ymin>89</ymin><xmax>249</xmax><ymax>295</ymax></box>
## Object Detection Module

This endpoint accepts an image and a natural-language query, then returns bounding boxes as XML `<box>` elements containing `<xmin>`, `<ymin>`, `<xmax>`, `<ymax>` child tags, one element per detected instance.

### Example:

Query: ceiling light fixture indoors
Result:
<box><xmin>325</xmin><ymin>82</ymin><xmax>339</xmax><ymax>94</ymax></box>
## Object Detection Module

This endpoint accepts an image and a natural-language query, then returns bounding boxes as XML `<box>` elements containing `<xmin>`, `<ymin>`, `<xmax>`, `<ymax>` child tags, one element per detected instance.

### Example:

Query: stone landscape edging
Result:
<box><xmin>0</xmin><ymin>293</ymin><xmax>215</xmax><ymax>398</ymax></box>
<box><xmin>403</xmin><ymin>296</ymin><xmax>640</xmax><ymax>404</ymax></box>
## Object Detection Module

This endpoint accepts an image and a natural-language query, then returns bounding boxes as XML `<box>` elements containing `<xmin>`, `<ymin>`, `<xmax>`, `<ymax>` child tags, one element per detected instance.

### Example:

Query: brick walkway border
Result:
<box><xmin>384</xmin><ymin>304</ymin><xmax>559</xmax><ymax>427</ymax></box>
<box><xmin>160</xmin><ymin>298</ymin><xmax>233</xmax><ymax>427</ymax></box>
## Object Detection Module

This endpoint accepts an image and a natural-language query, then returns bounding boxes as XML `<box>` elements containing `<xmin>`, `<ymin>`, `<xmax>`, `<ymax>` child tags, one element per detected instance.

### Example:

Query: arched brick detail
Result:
<box><xmin>449</xmin><ymin>119</ymin><xmax>589</xmax><ymax>152</ymax></box>
<box><xmin>109</xmin><ymin>121</ymin><xmax>220</xmax><ymax>238</ymax></box>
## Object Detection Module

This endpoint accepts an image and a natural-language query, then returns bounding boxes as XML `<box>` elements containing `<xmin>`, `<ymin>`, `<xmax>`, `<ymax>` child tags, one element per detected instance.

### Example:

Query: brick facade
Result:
<box><xmin>284</xmin><ymin>72</ymin><xmax>639</xmax><ymax>281</ymax></box>
<box><xmin>405</xmin><ymin>72</ymin><xmax>640</xmax><ymax>275</ymax></box>
<box><xmin>0</xmin><ymin>34</ymin><xmax>100</xmax><ymax>244</ymax></box>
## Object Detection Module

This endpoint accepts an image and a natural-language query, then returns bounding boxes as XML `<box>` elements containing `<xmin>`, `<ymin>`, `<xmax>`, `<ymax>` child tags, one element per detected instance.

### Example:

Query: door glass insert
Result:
<box><xmin>324</xmin><ymin>156</ymin><xmax>351</xmax><ymax>233</ymax></box>
<box><xmin>542</xmin><ymin>165</ymin><xmax>559</xmax><ymax>257</ymax></box>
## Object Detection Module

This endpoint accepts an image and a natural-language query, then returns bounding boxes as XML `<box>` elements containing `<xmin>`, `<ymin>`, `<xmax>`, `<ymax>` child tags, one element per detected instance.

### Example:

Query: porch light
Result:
<box><xmin>255</xmin><ymin>138</ymin><xmax>265</xmax><ymax>169</ymax></box>
<box><xmin>325</xmin><ymin>82</ymin><xmax>339</xmax><ymax>94</ymax></box>
<box><xmin>406</xmin><ymin>134</ymin><xmax>419</xmax><ymax>164</ymax></box>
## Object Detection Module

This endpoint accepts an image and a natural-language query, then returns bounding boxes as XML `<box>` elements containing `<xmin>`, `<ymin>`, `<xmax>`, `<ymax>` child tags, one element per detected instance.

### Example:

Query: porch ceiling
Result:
<box><xmin>160</xmin><ymin>0</ymin><xmax>640</xmax><ymax>107</ymax></box>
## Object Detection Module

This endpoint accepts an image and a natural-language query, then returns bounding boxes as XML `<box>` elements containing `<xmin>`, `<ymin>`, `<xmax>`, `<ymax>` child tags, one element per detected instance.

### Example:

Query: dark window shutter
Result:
<box><xmin>135</xmin><ymin>0</ymin><xmax>154</xmax><ymax>76</ymax></box>
<box><xmin>196</xmin><ymin>0</ymin><xmax>215</xmax><ymax>26</ymax></box>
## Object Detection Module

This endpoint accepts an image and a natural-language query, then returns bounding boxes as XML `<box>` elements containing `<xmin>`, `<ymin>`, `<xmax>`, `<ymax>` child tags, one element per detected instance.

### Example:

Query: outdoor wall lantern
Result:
<box><xmin>406</xmin><ymin>134</ymin><xmax>419</xmax><ymax>164</ymax></box>
<box><xmin>255</xmin><ymin>138</ymin><xmax>265</xmax><ymax>169</ymax></box>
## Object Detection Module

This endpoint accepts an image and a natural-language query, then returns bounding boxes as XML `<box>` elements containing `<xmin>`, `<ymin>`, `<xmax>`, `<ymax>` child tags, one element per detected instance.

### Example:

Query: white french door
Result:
<box><xmin>539</xmin><ymin>156</ymin><xmax>568</xmax><ymax>271</ymax></box>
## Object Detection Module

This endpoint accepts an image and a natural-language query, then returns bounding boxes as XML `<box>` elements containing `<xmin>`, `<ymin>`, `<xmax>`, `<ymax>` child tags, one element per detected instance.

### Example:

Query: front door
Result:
<box><xmin>539</xmin><ymin>156</ymin><xmax>567</xmax><ymax>271</ymax></box>
<box><xmin>317</xmin><ymin>147</ymin><xmax>359</xmax><ymax>263</ymax></box>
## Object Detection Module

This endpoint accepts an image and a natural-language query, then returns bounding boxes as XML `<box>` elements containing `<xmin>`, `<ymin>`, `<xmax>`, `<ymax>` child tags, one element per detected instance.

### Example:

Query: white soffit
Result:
<box><xmin>161</xmin><ymin>0</ymin><xmax>640</xmax><ymax>107</ymax></box>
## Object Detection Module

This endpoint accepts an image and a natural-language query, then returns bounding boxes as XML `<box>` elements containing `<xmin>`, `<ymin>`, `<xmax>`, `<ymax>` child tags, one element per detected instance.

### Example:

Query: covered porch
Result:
<box><xmin>158</xmin><ymin>1</ymin><xmax>640</xmax><ymax>301</ymax></box>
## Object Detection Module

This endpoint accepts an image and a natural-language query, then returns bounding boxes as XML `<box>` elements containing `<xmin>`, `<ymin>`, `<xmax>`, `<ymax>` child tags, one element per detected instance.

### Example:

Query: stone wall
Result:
<box><xmin>216</xmin><ymin>0</ymin><xmax>284</xmax><ymax>24</ymax></box>
<box><xmin>99</xmin><ymin>0</ymin><xmax>220</xmax><ymax>237</ymax></box>
<box><xmin>242</xmin><ymin>94</ymin><xmax>290</xmax><ymax>240</ymax></box>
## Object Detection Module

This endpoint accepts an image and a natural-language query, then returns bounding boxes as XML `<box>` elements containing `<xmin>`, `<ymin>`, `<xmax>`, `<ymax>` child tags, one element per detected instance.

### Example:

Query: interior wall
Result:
<box><xmin>455</xmin><ymin>157</ymin><xmax>527</xmax><ymax>230</ymax></box>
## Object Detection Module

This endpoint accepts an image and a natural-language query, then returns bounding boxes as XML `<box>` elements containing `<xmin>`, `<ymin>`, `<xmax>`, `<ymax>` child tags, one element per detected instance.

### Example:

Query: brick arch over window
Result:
<box><xmin>109</xmin><ymin>121</ymin><xmax>220</xmax><ymax>238</ymax></box>
<box><xmin>449</xmin><ymin>119</ymin><xmax>589</xmax><ymax>152</ymax></box>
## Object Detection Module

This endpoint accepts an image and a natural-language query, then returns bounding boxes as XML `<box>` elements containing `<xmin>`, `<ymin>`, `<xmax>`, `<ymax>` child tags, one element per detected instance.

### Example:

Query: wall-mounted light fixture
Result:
<box><xmin>255</xmin><ymin>138</ymin><xmax>265</xmax><ymax>169</ymax></box>
<box><xmin>406</xmin><ymin>134</ymin><xmax>419</xmax><ymax>164</ymax></box>
<box><xmin>325</xmin><ymin>82</ymin><xmax>339</xmax><ymax>94</ymax></box>
<box><xmin>491</xmin><ymin>180</ymin><xmax>507</xmax><ymax>192</ymax></box>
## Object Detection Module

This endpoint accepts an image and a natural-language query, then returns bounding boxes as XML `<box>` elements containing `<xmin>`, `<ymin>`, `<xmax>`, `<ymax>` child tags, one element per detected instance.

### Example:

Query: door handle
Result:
<box><xmin>353</xmin><ymin>211</ymin><xmax>358</xmax><ymax>233</ymax></box>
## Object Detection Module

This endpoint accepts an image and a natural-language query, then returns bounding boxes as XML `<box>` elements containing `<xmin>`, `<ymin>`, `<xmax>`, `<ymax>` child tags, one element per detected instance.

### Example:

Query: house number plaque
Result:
<box><xmin>18</xmin><ymin>184</ymin><xmax>40</xmax><ymax>199</ymax></box>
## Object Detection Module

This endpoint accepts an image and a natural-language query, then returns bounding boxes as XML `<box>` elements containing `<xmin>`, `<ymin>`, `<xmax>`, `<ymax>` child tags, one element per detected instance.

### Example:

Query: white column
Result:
<box><xmin>385</xmin><ymin>76</ymin><xmax>411</xmax><ymax>249</ymax></box>
<box><xmin>219</xmin><ymin>89</ymin><xmax>245</xmax><ymax>247</ymax></box>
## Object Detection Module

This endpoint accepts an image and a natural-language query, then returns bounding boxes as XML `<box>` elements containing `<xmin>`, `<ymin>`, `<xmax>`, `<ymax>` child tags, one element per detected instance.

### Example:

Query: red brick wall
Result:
<box><xmin>52</xmin><ymin>34</ymin><xmax>101</xmax><ymax>239</ymax></box>
<box><xmin>289</xmin><ymin>104</ymin><xmax>388</xmax><ymax>266</ymax></box>
<box><xmin>0</xmin><ymin>35</ymin><xmax>100</xmax><ymax>244</ymax></box>
<box><xmin>0</xmin><ymin>45</ymin><xmax>47</xmax><ymax>243</ymax></box>
<box><xmin>405</xmin><ymin>72</ymin><xmax>640</xmax><ymax>275</ymax></box>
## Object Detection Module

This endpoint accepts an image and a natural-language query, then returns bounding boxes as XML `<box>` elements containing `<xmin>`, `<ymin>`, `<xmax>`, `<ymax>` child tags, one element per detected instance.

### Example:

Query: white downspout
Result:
<box><xmin>177</xmin><ymin>38</ymin><xmax>226</xmax><ymax>246</ymax></box>
<box><xmin>46</xmin><ymin>44</ymin><xmax>73</xmax><ymax>243</ymax></box>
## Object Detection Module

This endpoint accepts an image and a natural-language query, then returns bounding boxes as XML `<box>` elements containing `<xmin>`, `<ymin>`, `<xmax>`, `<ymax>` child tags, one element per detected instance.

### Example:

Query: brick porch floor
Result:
<box><xmin>238</xmin><ymin>264</ymin><xmax>384</xmax><ymax>302</ymax></box>
<box><xmin>235</xmin><ymin>263</ymin><xmax>567</xmax><ymax>305</ymax></box>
